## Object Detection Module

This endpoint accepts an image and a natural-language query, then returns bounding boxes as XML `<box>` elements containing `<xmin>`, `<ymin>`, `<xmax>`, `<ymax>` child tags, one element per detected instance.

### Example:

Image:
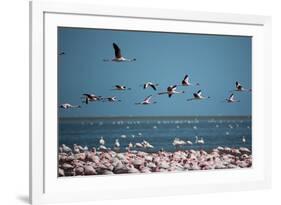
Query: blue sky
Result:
<box><xmin>58</xmin><ymin>27</ymin><xmax>252</xmax><ymax>117</ymax></box>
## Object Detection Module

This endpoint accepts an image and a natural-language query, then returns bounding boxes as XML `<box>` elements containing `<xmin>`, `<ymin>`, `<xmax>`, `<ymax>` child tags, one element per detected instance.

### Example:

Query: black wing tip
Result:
<box><xmin>151</xmin><ymin>85</ymin><xmax>157</xmax><ymax>90</ymax></box>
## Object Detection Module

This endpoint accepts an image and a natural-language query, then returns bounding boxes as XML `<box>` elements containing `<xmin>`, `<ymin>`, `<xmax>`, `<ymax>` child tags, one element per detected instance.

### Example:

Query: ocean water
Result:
<box><xmin>59</xmin><ymin>116</ymin><xmax>252</xmax><ymax>152</ymax></box>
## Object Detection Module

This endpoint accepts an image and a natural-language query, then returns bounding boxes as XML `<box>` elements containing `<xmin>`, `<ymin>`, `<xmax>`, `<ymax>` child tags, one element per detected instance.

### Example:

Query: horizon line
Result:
<box><xmin>59</xmin><ymin>115</ymin><xmax>252</xmax><ymax>119</ymax></box>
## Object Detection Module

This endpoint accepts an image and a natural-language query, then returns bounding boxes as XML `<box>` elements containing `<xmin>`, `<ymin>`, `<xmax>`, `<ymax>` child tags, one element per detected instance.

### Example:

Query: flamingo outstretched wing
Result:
<box><xmin>113</xmin><ymin>43</ymin><xmax>122</xmax><ymax>58</ymax></box>
<box><xmin>144</xmin><ymin>95</ymin><xmax>153</xmax><ymax>102</ymax></box>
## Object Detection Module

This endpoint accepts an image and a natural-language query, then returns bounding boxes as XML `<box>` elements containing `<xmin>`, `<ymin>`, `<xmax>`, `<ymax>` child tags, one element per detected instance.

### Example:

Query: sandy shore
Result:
<box><xmin>58</xmin><ymin>146</ymin><xmax>252</xmax><ymax>177</ymax></box>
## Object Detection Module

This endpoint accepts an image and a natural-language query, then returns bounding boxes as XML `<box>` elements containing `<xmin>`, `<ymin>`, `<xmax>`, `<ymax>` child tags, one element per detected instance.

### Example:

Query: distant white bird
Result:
<box><xmin>172</xmin><ymin>138</ymin><xmax>186</xmax><ymax>146</ymax></box>
<box><xmin>142</xmin><ymin>140</ymin><xmax>154</xmax><ymax>149</ymax></box>
<box><xmin>98</xmin><ymin>145</ymin><xmax>108</xmax><ymax>152</ymax></box>
<box><xmin>143</xmin><ymin>82</ymin><xmax>159</xmax><ymax>91</ymax></box>
<box><xmin>73</xmin><ymin>144</ymin><xmax>80</xmax><ymax>153</ymax></box>
<box><xmin>181</xmin><ymin>74</ymin><xmax>200</xmax><ymax>87</ymax></box>
<box><xmin>113</xmin><ymin>85</ymin><xmax>131</xmax><ymax>91</ymax></box>
<box><xmin>74</xmin><ymin>144</ymin><xmax>85</xmax><ymax>152</ymax></box>
<box><xmin>225</xmin><ymin>93</ymin><xmax>240</xmax><ymax>103</ymax></box>
<box><xmin>99</xmin><ymin>137</ymin><xmax>105</xmax><ymax>145</ymax></box>
<box><xmin>126</xmin><ymin>142</ymin><xmax>133</xmax><ymax>152</ymax></box>
<box><xmin>83</xmin><ymin>145</ymin><xmax>88</xmax><ymax>151</ymax></box>
<box><xmin>187</xmin><ymin>90</ymin><xmax>210</xmax><ymax>101</ymax></box>
<box><xmin>114</xmin><ymin>139</ymin><xmax>120</xmax><ymax>150</ymax></box>
<box><xmin>103</xmin><ymin>43</ymin><xmax>136</xmax><ymax>62</ymax></box>
<box><xmin>195</xmin><ymin>136</ymin><xmax>204</xmax><ymax>144</ymax></box>
<box><xmin>233</xmin><ymin>81</ymin><xmax>252</xmax><ymax>92</ymax></box>
<box><xmin>59</xmin><ymin>103</ymin><xmax>81</xmax><ymax>109</ymax></box>
<box><xmin>158</xmin><ymin>85</ymin><xmax>185</xmax><ymax>98</ymax></box>
<box><xmin>186</xmin><ymin>140</ymin><xmax>193</xmax><ymax>145</ymax></box>
<box><xmin>242</xmin><ymin>136</ymin><xmax>246</xmax><ymax>143</ymax></box>
<box><xmin>135</xmin><ymin>95</ymin><xmax>156</xmax><ymax>105</ymax></box>
<box><xmin>134</xmin><ymin>142</ymin><xmax>143</xmax><ymax>148</ymax></box>
<box><xmin>62</xmin><ymin>144</ymin><xmax>72</xmax><ymax>153</ymax></box>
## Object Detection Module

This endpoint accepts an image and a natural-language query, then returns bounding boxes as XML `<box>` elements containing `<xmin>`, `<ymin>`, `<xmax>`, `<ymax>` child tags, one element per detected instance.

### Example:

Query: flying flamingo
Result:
<box><xmin>113</xmin><ymin>85</ymin><xmax>131</xmax><ymax>91</ymax></box>
<box><xmin>180</xmin><ymin>74</ymin><xmax>200</xmax><ymax>87</ymax></box>
<box><xmin>103</xmin><ymin>43</ymin><xmax>136</xmax><ymax>62</ymax></box>
<box><xmin>143</xmin><ymin>82</ymin><xmax>159</xmax><ymax>91</ymax></box>
<box><xmin>225</xmin><ymin>93</ymin><xmax>240</xmax><ymax>103</ymax></box>
<box><xmin>187</xmin><ymin>90</ymin><xmax>210</xmax><ymax>101</ymax></box>
<box><xmin>232</xmin><ymin>81</ymin><xmax>252</xmax><ymax>92</ymax></box>
<box><xmin>103</xmin><ymin>96</ymin><xmax>121</xmax><ymax>102</ymax></box>
<box><xmin>59</xmin><ymin>103</ymin><xmax>81</xmax><ymax>109</ymax></box>
<box><xmin>82</xmin><ymin>93</ymin><xmax>102</xmax><ymax>104</ymax></box>
<box><xmin>158</xmin><ymin>85</ymin><xmax>185</xmax><ymax>98</ymax></box>
<box><xmin>135</xmin><ymin>95</ymin><xmax>156</xmax><ymax>105</ymax></box>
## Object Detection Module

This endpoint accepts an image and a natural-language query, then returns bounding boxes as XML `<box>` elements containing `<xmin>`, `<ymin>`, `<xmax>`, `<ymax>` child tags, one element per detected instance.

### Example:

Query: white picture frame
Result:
<box><xmin>30</xmin><ymin>1</ymin><xmax>272</xmax><ymax>204</ymax></box>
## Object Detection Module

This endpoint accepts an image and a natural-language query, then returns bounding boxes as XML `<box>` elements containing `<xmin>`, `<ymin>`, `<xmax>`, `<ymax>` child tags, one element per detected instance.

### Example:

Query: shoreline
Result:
<box><xmin>58</xmin><ymin>146</ymin><xmax>252</xmax><ymax>177</ymax></box>
<box><xmin>59</xmin><ymin>115</ymin><xmax>252</xmax><ymax>122</ymax></box>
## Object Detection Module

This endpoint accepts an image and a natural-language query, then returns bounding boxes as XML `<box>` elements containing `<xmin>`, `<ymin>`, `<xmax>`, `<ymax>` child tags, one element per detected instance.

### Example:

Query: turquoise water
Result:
<box><xmin>59</xmin><ymin>116</ymin><xmax>251</xmax><ymax>152</ymax></box>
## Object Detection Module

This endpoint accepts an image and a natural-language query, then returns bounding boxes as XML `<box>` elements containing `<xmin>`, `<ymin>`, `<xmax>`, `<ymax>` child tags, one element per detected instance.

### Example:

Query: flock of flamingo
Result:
<box><xmin>58</xmin><ymin>42</ymin><xmax>252</xmax><ymax>176</ymax></box>
<box><xmin>58</xmin><ymin>139</ymin><xmax>252</xmax><ymax>176</ymax></box>
<box><xmin>59</xmin><ymin>42</ymin><xmax>251</xmax><ymax>109</ymax></box>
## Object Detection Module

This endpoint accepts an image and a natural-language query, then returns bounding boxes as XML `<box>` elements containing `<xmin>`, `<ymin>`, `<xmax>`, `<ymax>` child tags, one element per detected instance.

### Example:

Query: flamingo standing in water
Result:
<box><xmin>242</xmin><ymin>136</ymin><xmax>246</xmax><ymax>143</ymax></box>
<box><xmin>225</xmin><ymin>93</ymin><xmax>240</xmax><ymax>103</ymax></box>
<box><xmin>134</xmin><ymin>142</ymin><xmax>143</xmax><ymax>148</ymax></box>
<box><xmin>114</xmin><ymin>139</ymin><xmax>120</xmax><ymax>150</ymax></box>
<box><xmin>187</xmin><ymin>90</ymin><xmax>210</xmax><ymax>101</ymax></box>
<box><xmin>180</xmin><ymin>74</ymin><xmax>200</xmax><ymax>87</ymax></box>
<box><xmin>172</xmin><ymin>138</ymin><xmax>186</xmax><ymax>147</ymax></box>
<box><xmin>103</xmin><ymin>43</ymin><xmax>136</xmax><ymax>62</ymax></box>
<box><xmin>186</xmin><ymin>140</ymin><xmax>193</xmax><ymax>145</ymax></box>
<box><xmin>59</xmin><ymin>103</ymin><xmax>81</xmax><ymax>109</ymax></box>
<box><xmin>158</xmin><ymin>85</ymin><xmax>185</xmax><ymax>98</ymax></box>
<box><xmin>142</xmin><ymin>140</ymin><xmax>154</xmax><ymax>149</ymax></box>
<box><xmin>99</xmin><ymin>137</ymin><xmax>105</xmax><ymax>145</ymax></box>
<box><xmin>126</xmin><ymin>142</ymin><xmax>133</xmax><ymax>151</ymax></box>
<box><xmin>135</xmin><ymin>95</ymin><xmax>156</xmax><ymax>105</ymax></box>
<box><xmin>143</xmin><ymin>82</ymin><xmax>159</xmax><ymax>91</ymax></box>
<box><xmin>195</xmin><ymin>136</ymin><xmax>205</xmax><ymax>144</ymax></box>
